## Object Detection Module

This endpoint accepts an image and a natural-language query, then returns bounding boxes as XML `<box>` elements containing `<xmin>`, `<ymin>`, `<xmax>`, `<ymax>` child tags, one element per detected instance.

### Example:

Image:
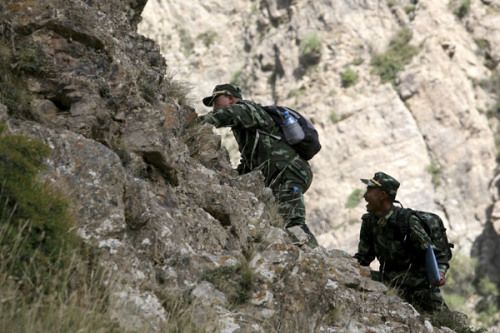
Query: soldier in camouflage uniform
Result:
<box><xmin>195</xmin><ymin>84</ymin><xmax>318</xmax><ymax>247</ymax></box>
<box><xmin>354</xmin><ymin>172</ymin><xmax>449</xmax><ymax>314</ymax></box>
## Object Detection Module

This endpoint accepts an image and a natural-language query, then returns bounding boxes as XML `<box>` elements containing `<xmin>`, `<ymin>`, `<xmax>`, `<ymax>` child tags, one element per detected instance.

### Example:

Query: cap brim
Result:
<box><xmin>360</xmin><ymin>178</ymin><xmax>378</xmax><ymax>187</ymax></box>
<box><xmin>202</xmin><ymin>95</ymin><xmax>216</xmax><ymax>106</ymax></box>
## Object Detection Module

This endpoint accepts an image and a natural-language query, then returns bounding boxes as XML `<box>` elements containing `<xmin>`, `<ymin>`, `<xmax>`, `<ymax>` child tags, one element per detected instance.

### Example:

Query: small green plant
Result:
<box><xmin>370</xmin><ymin>27</ymin><xmax>420</xmax><ymax>84</ymax></box>
<box><xmin>164</xmin><ymin>69</ymin><xmax>193</xmax><ymax>105</ymax></box>
<box><xmin>345</xmin><ymin>188</ymin><xmax>363</xmax><ymax>209</ymax></box>
<box><xmin>453</xmin><ymin>0</ymin><xmax>471</xmax><ymax>19</ymax></box>
<box><xmin>351</xmin><ymin>57</ymin><xmax>364</xmax><ymax>66</ymax></box>
<box><xmin>477</xmin><ymin>276</ymin><xmax>499</xmax><ymax>297</ymax></box>
<box><xmin>260</xmin><ymin>191</ymin><xmax>285</xmax><ymax>228</ymax></box>
<box><xmin>0</xmin><ymin>39</ymin><xmax>35</xmax><ymax>117</ymax></box>
<box><xmin>230</xmin><ymin>69</ymin><xmax>249</xmax><ymax>88</ymax></box>
<box><xmin>299</xmin><ymin>32</ymin><xmax>322</xmax><ymax>67</ymax></box>
<box><xmin>474</xmin><ymin>38</ymin><xmax>489</xmax><ymax>52</ymax></box>
<box><xmin>140</xmin><ymin>81</ymin><xmax>157</xmax><ymax>104</ymax></box>
<box><xmin>426</xmin><ymin>161</ymin><xmax>442</xmax><ymax>187</ymax></box>
<box><xmin>231</xmin><ymin>69</ymin><xmax>243</xmax><ymax>86</ymax></box>
<box><xmin>481</xmin><ymin>70</ymin><xmax>500</xmax><ymax>117</ymax></box>
<box><xmin>0</xmin><ymin>78</ymin><xmax>33</xmax><ymax>115</ymax></box>
<box><xmin>168</xmin><ymin>79</ymin><xmax>192</xmax><ymax>105</ymax></box>
<box><xmin>386</xmin><ymin>0</ymin><xmax>398</xmax><ymax>7</ymax></box>
<box><xmin>340</xmin><ymin>68</ymin><xmax>358</xmax><ymax>88</ymax></box>
<box><xmin>16</xmin><ymin>46</ymin><xmax>45</xmax><ymax>75</ymax></box>
<box><xmin>404</xmin><ymin>5</ymin><xmax>417</xmax><ymax>20</ymax></box>
<box><xmin>177</xmin><ymin>26</ymin><xmax>195</xmax><ymax>56</ymax></box>
<box><xmin>324</xmin><ymin>302</ymin><xmax>348</xmax><ymax>327</ymax></box>
<box><xmin>250</xmin><ymin>3</ymin><xmax>259</xmax><ymax>15</ymax></box>
<box><xmin>329</xmin><ymin>112</ymin><xmax>339</xmax><ymax>123</ymax></box>
<box><xmin>473</xmin><ymin>39</ymin><xmax>496</xmax><ymax>70</ymax></box>
<box><xmin>201</xmin><ymin>257</ymin><xmax>255</xmax><ymax>305</ymax></box>
<box><xmin>197</xmin><ymin>30</ymin><xmax>218</xmax><ymax>48</ymax></box>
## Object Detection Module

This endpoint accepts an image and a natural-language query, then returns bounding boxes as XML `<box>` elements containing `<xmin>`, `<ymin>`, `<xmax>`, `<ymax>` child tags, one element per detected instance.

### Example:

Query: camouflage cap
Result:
<box><xmin>202</xmin><ymin>84</ymin><xmax>243</xmax><ymax>106</ymax></box>
<box><xmin>361</xmin><ymin>172</ymin><xmax>400</xmax><ymax>197</ymax></box>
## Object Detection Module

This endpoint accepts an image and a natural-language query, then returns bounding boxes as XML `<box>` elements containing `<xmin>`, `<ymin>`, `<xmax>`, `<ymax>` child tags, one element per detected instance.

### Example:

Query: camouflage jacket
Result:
<box><xmin>354</xmin><ymin>206</ymin><xmax>449</xmax><ymax>284</ymax></box>
<box><xmin>201</xmin><ymin>100</ymin><xmax>310</xmax><ymax>183</ymax></box>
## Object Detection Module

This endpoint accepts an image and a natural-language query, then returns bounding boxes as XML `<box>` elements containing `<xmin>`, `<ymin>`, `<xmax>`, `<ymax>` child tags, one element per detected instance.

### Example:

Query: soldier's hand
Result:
<box><xmin>435</xmin><ymin>271</ymin><xmax>446</xmax><ymax>287</ymax></box>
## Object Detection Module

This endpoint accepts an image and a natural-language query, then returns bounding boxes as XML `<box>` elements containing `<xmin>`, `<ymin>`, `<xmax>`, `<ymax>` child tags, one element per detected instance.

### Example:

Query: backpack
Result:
<box><xmin>397</xmin><ymin>208</ymin><xmax>454</xmax><ymax>261</ymax></box>
<box><xmin>261</xmin><ymin>105</ymin><xmax>322</xmax><ymax>160</ymax></box>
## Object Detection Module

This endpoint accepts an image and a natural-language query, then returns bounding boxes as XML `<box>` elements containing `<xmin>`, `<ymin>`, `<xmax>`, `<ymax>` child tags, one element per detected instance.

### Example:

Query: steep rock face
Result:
<box><xmin>139</xmin><ymin>0</ymin><xmax>498</xmax><ymax>263</ymax></box>
<box><xmin>0</xmin><ymin>0</ymin><xmax>473</xmax><ymax>331</ymax></box>
<box><xmin>474</xmin><ymin>170</ymin><xmax>500</xmax><ymax>287</ymax></box>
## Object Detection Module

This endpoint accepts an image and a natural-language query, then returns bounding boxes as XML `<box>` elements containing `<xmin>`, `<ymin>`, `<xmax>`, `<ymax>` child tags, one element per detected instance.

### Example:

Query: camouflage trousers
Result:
<box><xmin>371</xmin><ymin>270</ymin><xmax>448</xmax><ymax>314</ymax></box>
<box><xmin>265</xmin><ymin>157</ymin><xmax>312</xmax><ymax>227</ymax></box>
<box><xmin>265</xmin><ymin>157</ymin><xmax>318</xmax><ymax>247</ymax></box>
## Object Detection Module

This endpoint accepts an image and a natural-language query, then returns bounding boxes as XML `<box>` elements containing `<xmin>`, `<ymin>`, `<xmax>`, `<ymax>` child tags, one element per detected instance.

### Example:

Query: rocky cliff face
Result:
<box><xmin>140</xmin><ymin>0</ymin><xmax>500</xmax><ymax>277</ymax></box>
<box><xmin>1</xmin><ymin>0</ymin><xmax>498</xmax><ymax>332</ymax></box>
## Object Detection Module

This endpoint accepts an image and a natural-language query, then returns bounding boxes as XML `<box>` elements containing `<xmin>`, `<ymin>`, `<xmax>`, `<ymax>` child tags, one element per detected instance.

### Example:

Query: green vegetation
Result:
<box><xmin>404</xmin><ymin>4</ymin><xmax>417</xmax><ymax>20</ymax></box>
<box><xmin>370</xmin><ymin>27</ymin><xmax>420</xmax><ymax>84</ymax></box>
<box><xmin>444</xmin><ymin>254</ymin><xmax>477</xmax><ymax>313</ymax></box>
<box><xmin>481</xmin><ymin>70</ymin><xmax>500</xmax><ymax>116</ymax></box>
<box><xmin>168</xmin><ymin>79</ymin><xmax>192</xmax><ymax>105</ymax></box>
<box><xmin>164</xmin><ymin>69</ymin><xmax>193</xmax><ymax>105</ymax></box>
<box><xmin>230</xmin><ymin>69</ymin><xmax>249</xmax><ymax>89</ymax></box>
<box><xmin>340</xmin><ymin>68</ymin><xmax>358</xmax><ymax>88</ymax></box>
<box><xmin>351</xmin><ymin>57</ymin><xmax>364</xmax><ymax>66</ymax></box>
<box><xmin>475</xmin><ymin>276</ymin><xmax>500</xmax><ymax>328</ymax></box>
<box><xmin>426</xmin><ymin>160</ymin><xmax>442</xmax><ymax>187</ymax></box>
<box><xmin>16</xmin><ymin>46</ymin><xmax>45</xmax><ymax>75</ymax></box>
<box><xmin>480</xmin><ymin>70</ymin><xmax>500</xmax><ymax>161</ymax></box>
<box><xmin>345</xmin><ymin>188</ymin><xmax>363</xmax><ymax>209</ymax></box>
<box><xmin>0</xmin><ymin>128</ymin><xmax>211</xmax><ymax>331</ymax></box>
<box><xmin>474</xmin><ymin>38</ymin><xmax>489</xmax><ymax>52</ymax></box>
<box><xmin>231</xmin><ymin>69</ymin><xmax>243</xmax><ymax>86</ymax></box>
<box><xmin>299</xmin><ymin>32</ymin><xmax>322</xmax><ymax>68</ymax></box>
<box><xmin>386</xmin><ymin>0</ymin><xmax>398</xmax><ymax>7</ymax></box>
<box><xmin>452</xmin><ymin>0</ymin><xmax>471</xmax><ymax>19</ymax></box>
<box><xmin>250</xmin><ymin>3</ymin><xmax>259</xmax><ymax>15</ymax></box>
<box><xmin>0</xmin><ymin>127</ymin><xmax>123</xmax><ymax>331</ymax></box>
<box><xmin>0</xmin><ymin>39</ymin><xmax>39</xmax><ymax>117</ymax></box>
<box><xmin>473</xmin><ymin>39</ymin><xmax>496</xmax><ymax>70</ymax></box>
<box><xmin>442</xmin><ymin>254</ymin><xmax>499</xmax><ymax>332</ymax></box>
<box><xmin>177</xmin><ymin>26</ymin><xmax>195</xmax><ymax>56</ymax></box>
<box><xmin>0</xmin><ymin>127</ymin><xmax>77</xmax><ymax>282</ymax></box>
<box><xmin>477</xmin><ymin>276</ymin><xmax>499</xmax><ymax>297</ymax></box>
<box><xmin>140</xmin><ymin>81</ymin><xmax>158</xmax><ymax>104</ymax></box>
<box><xmin>197</xmin><ymin>30</ymin><xmax>218</xmax><ymax>48</ymax></box>
<box><xmin>201</xmin><ymin>256</ymin><xmax>255</xmax><ymax>306</ymax></box>
<box><xmin>329</xmin><ymin>111</ymin><xmax>339</xmax><ymax>123</ymax></box>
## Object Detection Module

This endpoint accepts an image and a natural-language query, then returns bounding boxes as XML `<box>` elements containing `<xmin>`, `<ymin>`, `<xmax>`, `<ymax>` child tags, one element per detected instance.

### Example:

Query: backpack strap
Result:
<box><xmin>257</xmin><ymin>129</ymin><xmax>282</xmax><ymax>141</ymax></box>
<box><xmin>396</xmin><ymin>208</ymin><xmax>413</xmax><ymax>242</ymax></box>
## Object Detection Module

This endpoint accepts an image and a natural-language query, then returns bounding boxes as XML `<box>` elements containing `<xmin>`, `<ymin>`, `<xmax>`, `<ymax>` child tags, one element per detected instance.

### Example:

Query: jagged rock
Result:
<box><xmin>3</xmin><ymin>0</ymin><xmax>497</xmax><ymax>331</ymax></box>
<box><xmin>124</xmin><ymin>174</ymin><xmax>154</xmax><ymax>229</ymax></box>
<box><xmin>191</xmin><ymin>281</ymin><xmax>228</xmax><ymax>307</ymax></box>
<box><xmin>5</xmin><ymin>120</ymin><xmax>127</xmax><ymax>238</ymax></box>
<box><xmin>139</xmin><ymin>0</ymin><xmax>499</xmax><ymax>279</ymax></box>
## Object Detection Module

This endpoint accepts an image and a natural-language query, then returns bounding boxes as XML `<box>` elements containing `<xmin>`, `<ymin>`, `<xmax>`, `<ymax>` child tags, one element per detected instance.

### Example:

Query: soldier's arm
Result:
<box><xmin>354</xmin><ymin>217</ymin><xmax>375</xmax><ymax>266</ymax></box>
<box><xmin>201</xmin><ymin>102</ymin><xmax>267</xmax><ymax>129</ymax></box>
